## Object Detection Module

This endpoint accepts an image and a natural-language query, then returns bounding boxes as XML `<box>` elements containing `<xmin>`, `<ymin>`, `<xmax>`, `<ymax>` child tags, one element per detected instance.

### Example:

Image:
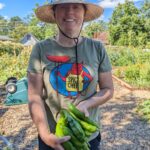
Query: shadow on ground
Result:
<box><xmin>0</xmin><ymin>123</ymin><xmax>38</xmax><ymax>150</ymax></box>
<box><xmin>0</xmin><ymin>106</ymin><xmax>38</xmax><ymax>150</ymax></box>
<box><xmin>0</xmin><ymin>107</ymin><xmax>9</xmax><ymax>118</ymax></box>
<box><xmin>100</xmin><ymin>91</ymin><xmax>150</xmax><ymax>150</ymax></box>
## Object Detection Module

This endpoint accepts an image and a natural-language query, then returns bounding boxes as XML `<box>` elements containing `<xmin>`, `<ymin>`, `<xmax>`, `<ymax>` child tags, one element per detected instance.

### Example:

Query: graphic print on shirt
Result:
<box><xmin>46</xmin><ymin>55</ymin><xmax>93</xmax><ymax>98</ymax></box>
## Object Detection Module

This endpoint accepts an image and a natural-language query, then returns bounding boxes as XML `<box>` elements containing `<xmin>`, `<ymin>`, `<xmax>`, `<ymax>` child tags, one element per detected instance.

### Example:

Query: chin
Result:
<box><xmin>67</xmin><ymin>33</ymin><xmax>79</xmax><ymax>38</ymax></box>
<box><xmin>65</xmin><ymin>29</ymin><xmax>80</xmax><ymax>36</ymax></box>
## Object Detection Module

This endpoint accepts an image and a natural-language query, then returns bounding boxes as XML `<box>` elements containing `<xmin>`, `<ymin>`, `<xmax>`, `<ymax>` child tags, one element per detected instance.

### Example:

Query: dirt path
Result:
<box><xmin>100</xmin><ymin>81</ymin><xmax>150</xmax><ymax>150</ymax></box>
<box><xmin>0</xmin><ymin>80</ymin><xmax>150</xmax><ymax>150</ymax></box>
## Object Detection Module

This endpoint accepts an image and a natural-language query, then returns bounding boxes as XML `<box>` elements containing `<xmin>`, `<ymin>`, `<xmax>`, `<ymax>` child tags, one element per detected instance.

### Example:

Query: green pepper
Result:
<box><xmin>61</xmin><ymin>109</ymin><xmax>85</xmax><ymax>142</ymax></box>
<box><xmin>61</xmin><ymin>125</ymin><xmax>84</xmax><ymax>148</ymax></box>
<box><xmin>69</xmin><ymin>111</ymin><xmax>98</xmax><ymax>133</ymax></box>
<box><xmin>68</xmin><ymin>103</ymin><xmax>100</xmax><ymax>129</ymax></box>
<box><xmin>62</xmin><ymin>141</ymin><xmax>76</xmax><ymax>150</ymax></box>
<box><xmin>55</xmin><ymin>124</ymin><xmax>76</xmax><ymax>150</ymax></box>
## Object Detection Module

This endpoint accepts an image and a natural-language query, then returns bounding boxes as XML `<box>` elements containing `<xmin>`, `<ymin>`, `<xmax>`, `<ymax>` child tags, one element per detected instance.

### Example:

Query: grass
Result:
<box><xmin>136</xmin><ymin>99</ymin><xmax>150</xmax><ymax>123</ymax></box>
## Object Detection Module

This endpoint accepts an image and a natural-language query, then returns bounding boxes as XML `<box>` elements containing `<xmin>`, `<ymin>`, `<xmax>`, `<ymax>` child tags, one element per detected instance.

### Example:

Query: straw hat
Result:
<box><xmin>35</xmin><ymin>0</ymin><xmax>103</xmax><ymax>23</ymax></box>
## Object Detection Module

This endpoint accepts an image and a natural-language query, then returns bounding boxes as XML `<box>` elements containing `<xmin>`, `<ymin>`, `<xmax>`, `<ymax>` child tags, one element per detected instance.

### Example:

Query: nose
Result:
<box><xmin>65</xmin><ymin>6</ymin><xmax>75</xmax><ymax>14</ymax></box>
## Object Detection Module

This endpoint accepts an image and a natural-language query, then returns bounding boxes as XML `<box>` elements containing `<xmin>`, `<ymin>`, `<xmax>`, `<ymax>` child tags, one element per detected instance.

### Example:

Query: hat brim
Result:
<box><xmin>35</xmin><ymin>2</ymin><xmax>103</xmax><ymax>23</ymax></box>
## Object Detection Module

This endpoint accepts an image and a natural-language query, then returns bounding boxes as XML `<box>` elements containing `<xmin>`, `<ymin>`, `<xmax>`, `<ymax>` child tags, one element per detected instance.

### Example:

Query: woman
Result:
<box><xmin>27</xmin><ymin>0</ymin><xmax>114</xmax><ymax>149</ymax></box>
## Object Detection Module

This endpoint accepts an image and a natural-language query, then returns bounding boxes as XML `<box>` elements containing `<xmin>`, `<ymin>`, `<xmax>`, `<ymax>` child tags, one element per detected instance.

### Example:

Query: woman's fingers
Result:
<box><xmin>58</xmin><ymin>136</ymin><xmax>71</xmax><ymax>144</ymax></box>
<box><xmin>55</xmin><ymin>145</ymin><xmax>64</xmax><ymax>150</ymax></box>
<box><xmin>55</xmin><ymin>136</ymin><xmax>70</xmax><ymax>150</ymax></box>
<box><xmin>77</xmin><ymin>100</ymin><xmax>90</xmax><ymax>117</ymax></box>
<box><xmin>84</xmin><ymin>108</ymin><xmax>89</xmax><ymax>117</ymax></box>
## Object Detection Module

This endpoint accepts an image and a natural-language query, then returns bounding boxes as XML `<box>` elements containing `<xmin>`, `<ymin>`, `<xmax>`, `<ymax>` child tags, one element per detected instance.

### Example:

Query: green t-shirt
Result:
<box><xmin>27</xmin><ymin>37</ymin><xmax>112</xmax><ymax>140</ymax></box>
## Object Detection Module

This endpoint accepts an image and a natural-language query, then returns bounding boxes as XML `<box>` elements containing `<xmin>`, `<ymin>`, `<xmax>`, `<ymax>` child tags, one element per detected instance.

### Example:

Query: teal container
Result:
<box><xmin>4</xmin><ymin>77</ymin><xmax>28</xmax><ymax>106</ymax></box>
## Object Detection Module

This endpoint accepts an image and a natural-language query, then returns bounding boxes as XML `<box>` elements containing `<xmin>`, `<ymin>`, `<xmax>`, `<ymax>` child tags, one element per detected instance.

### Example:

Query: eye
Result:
<box><xmin>73</xmin><ymin>5</ymin><xmax>81</xmax><ymax>9</ymax></box>
<box><xmin>73</xmin><ymin>5</ymin><xmax>78</xmax><ymax>9</ymax></box>
<box><xmin>59</xmin><ymin>5</ymin><xmax>66</xmax><ymax>9</ymax></box>
<box><xmin>58</xmin><ymin>4</ymin><xmax>67</xmax><ymax>9</ymax></box>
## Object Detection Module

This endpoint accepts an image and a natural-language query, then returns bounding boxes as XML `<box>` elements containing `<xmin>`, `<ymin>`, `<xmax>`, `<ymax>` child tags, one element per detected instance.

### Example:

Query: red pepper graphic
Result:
<box><xmin>46</xmin><ymin>55</ymin><xmax>70</xmax><ymax>63</ymax></box>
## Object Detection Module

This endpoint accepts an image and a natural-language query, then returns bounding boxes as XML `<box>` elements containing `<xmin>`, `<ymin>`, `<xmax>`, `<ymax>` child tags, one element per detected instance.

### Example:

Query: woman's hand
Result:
<box><xmin>42</xmin><ymin>133</ymin><xmax>70</xmax><ymax>150</ymax></box>
<box><xmin>76</xmin><ymin>100</ymin><xmax>91</xmax><ymax>117</ymax></box>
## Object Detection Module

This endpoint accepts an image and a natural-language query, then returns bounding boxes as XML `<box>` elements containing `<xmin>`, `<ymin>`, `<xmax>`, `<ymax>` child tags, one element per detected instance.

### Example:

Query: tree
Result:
<box><xmin>0</xmin><ymin>15</ymin><xmax>9</xmax><ymax>35</ymax></box>
<box><xmin>109</xmin><ymin>0</ymin><xmax>148</xmax><ymax>47</ymax></box>
<box><xmin>9</xmin><ymin>24</ymin><xmax>29</xmax><ymax>42</ymax></box>
<box><xmin>27</xmin><ymin>13</ymin><xmax>45</xmax><ymax>40</ymax></box>
<box><xmin>44</xmin><ymin>24</ymin><xmax>58</xmax><ymax>39</ymax></box>
<box><xmin>0</xmin><ymin>0</ymin><xmax>57</xmax><ymax>40</ymax></box>
<box><xmin>8</xmin><ymin>16</ymin><xmax>24</xmax><ymax>29</ymax></box>
<box><xmin>141</xmin><ymin>0</ymin><xmax>150</xmax><ymax>18</ymax></box>
<box><xmin>83</xmin><ymin>20</ymin><xmax>107</xmax><ymax>38</ymax></box>
<box><xmin>25</xmin><ymin>1</ymin><xmax>57</xmax><ymax>40</ymax></box>
<box><xmin>27</xmin><ymin>12</ymin><xmax>57</xmax><ymax>40</ymax></box>
<box><xmin>10</xmin><ymin>16</ymin><xmax>22</xmax><ymax>22</ymax></box>
<box><xmin>0</xmin><ymin>15</ymin><xmax>5</xmax><ymax>20</ymax></box>
<box><xmin>140</xmin><ymin>0</ymin><xmax>150</xmax><ymax>46</ymax></box>
<box><xmin>28</xmin><ymin>25</ymin><xmax>45</xmax><ymax>40</ymax></box>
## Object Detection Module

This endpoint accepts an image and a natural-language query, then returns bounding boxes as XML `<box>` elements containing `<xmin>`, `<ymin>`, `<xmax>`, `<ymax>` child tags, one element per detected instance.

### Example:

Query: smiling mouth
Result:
<box><xmin>64</xmin><ymin>19</ymin><xmax>75</xmax><ymax>22</ymax></box>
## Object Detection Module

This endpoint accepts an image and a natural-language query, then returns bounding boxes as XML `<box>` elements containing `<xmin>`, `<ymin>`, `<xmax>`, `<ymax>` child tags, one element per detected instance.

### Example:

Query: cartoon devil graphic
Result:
<box><xmin>46</xmin><ymin>55</ymin><xmax>93</xmax><ymax>99</ymax></box>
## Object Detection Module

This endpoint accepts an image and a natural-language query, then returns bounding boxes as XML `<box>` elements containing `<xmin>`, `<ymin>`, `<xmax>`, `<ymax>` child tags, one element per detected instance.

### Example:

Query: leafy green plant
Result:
<box><xmin>136</xmin><ymin>99</ymin><xmax>150</xmax><ymax>123</ymax></box>
<box><xmin>107</xmin><ymin>46</ymin><xmax>150</xmax><ymax>88</ymax></box>
<box><xmin>0</xmin><ymin>46</ymin><xmax>31</xmax><ymax>84</ymax></box>
<box><xmin>113</xmin><ymin>63</ymin><xmax>150</xmax><ymax>88</ymax></box>
<box><xmin>0</xmin><ymin>41</ymin><xmax>24</xmax><ymax>56</ymax></box>
<box><xmin>108</xmin><ymin>47</ymin><xmax>136</xmax><ymax>66</ymax></box>
<box><xmin>136</xmin><ymin>52</ymin><xmax>150</xmax><ymax>63</ymax></box>
<box><xmin>108</xmin><ymin>1</ymin><xmax>150</xmax><ymax>48</ymax></box>
<box><xmin>124</xmin><ymin>64</ymin><xmax>140</xmax><ymax>81</ymax></box>
<box><xmin>3</xmin><ymin>147</ymin><xmax>12</xmax><ymax>150</ymax></box>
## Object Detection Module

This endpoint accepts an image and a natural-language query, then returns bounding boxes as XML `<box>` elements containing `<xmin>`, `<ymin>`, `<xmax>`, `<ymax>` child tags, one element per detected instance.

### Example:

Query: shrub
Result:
<box><xmin>108</xmin><ymin>47</ymin><xmax>136</xmax><ymax>66</ymax></box>
<box><xmin>0</xmin><ymin>41</ymin><xmax>24</xmax><ymax>56</ymax></box>
<box><xmin>0</xmin><ymin>47</ymin><xmax>31</xmax><ymax>84</ymax></box>
<box><xmin>114</xmin><ymin>63</ymin><xmax>150</xmax><ymax>88</ymax></box>
<box><xmin>124</xmin><ymin>64</ymin><xmax>140</xmax><ymax>81</ymax></box>
<box><xmin>136</xmin><ymin>99</ymin><xmax>150</xmax><ymax>123</ymax></box>
<box><xmin>107</xmin><ymin>46</ymin><xmax>150</xmax><ymax>88</ymax></box>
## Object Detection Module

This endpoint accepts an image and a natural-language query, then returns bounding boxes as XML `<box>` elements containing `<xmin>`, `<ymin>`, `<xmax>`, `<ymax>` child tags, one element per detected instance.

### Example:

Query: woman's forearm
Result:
<box><xmin>28</xmin><ymin>95</ymin><xmax>50</xmax><ymax>138</ymax></box>
<box><xmin>87</xmin><ymin>87</ymin><xmax>114</xmax><ymax>109</ymax></box>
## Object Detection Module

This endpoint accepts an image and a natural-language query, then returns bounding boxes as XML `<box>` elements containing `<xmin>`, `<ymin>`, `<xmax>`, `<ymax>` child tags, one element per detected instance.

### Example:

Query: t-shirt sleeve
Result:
<box><xmin>27</xmin><ymin>43</ymin><xmax>42</xmax><ymax>73</ymax></box>
<box><xmin>98</xmin><ymin>42</ymin><xmax>112</xmax><ymax>73</ymax></box>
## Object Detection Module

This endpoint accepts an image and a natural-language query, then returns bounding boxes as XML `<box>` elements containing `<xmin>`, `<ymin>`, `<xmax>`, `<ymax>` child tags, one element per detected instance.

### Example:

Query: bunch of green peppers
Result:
<box><xmin>55</xmin><ymin>103</ymin><xmax>100</xmax><ymax>150</ymax></box>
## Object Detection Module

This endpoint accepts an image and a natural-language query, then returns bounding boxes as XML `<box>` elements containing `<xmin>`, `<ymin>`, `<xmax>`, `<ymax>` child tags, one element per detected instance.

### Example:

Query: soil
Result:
<box><xmin>0</xmin><ymin>80</ymin><xmax>150</xmax><ymax>150</ymax></box>
<box><xmin>100</xmin><ymin>81</ymin><xmax>150</xmax><ymax>150</ymax></box>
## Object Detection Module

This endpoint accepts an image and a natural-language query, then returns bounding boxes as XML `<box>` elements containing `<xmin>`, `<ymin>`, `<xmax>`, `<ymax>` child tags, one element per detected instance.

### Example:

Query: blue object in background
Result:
<box><xmin>4</xmin><ymin>77</ymin><xmax>28</xmax><ymax>106</ymax></box>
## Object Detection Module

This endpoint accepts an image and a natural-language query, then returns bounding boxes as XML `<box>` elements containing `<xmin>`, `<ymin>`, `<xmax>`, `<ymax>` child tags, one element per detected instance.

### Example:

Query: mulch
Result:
<box><xmin>0</xmin><ymin>80</ymin><xmax>150</xmax><ymax>150</ymax></box>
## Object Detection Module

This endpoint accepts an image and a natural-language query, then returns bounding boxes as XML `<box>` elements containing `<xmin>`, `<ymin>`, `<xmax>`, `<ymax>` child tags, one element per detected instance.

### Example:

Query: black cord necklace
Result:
<box><xmin>57</xmin><ymin>22</ymin><xmax>83</xmax><ymax>97</ymax></box>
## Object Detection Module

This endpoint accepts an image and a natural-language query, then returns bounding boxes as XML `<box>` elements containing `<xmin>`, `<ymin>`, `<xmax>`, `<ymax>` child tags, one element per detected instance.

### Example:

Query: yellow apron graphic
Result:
<box><xmin>66</xmin><ymin>74</ymin><xmax>83</xmax><ymax>92</ymax></box>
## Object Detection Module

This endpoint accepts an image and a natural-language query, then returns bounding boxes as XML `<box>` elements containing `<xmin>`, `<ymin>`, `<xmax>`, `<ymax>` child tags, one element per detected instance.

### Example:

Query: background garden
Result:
<box><xmin>0</xmin><ymin>0</ymin><xmax>150</xmax><ymax>122</ymax></box>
